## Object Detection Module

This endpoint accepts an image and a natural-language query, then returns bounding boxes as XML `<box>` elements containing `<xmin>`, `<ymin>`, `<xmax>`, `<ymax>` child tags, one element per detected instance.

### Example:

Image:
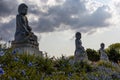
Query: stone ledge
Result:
<box><xmin>13</xmin><ymin>47</ymin><xmax>43</xmax><ymax>56</ymax></box>
<box><xmin>11</xmin><ymin>41</ymin><xmax>39</xmax><ymax>49</ymax></box>
<box><xmin>11</xmin><ymin>41</ymin><xmax>43</xmax><ymax>56</ymax></box>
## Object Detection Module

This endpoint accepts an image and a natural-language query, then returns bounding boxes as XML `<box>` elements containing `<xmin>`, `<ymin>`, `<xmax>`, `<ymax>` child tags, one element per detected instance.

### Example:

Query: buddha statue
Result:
<box><xmin>99</xmin><ymin>43</ymin><xmax>109</xmax><ymax>61</ymax></box>
<box><xmin>74</xmin><ymin>32</ymin><xmax>87</xmax><ymax>62</ymax></box>
<box><xmin>14</xmin><ymin>3</ymin><xmax>38</xmax><ymax>45</ymax></box>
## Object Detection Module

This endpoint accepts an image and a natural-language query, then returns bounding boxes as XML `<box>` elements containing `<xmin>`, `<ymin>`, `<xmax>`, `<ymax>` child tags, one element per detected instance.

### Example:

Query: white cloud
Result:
<box><xmin>106</xmin><ymin>0</ymin><xmax>120</xmax><ymax>27</ymax></box>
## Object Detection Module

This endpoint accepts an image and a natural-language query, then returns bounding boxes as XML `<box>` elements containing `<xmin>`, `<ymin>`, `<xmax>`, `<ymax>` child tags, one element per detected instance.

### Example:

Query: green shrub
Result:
<box><xmin>0</xmin><ymin>47</ymin><xmax>120</xmax><ymax>79</ymax></box>
<box><xmin>86</xmin><ymin>48</ymin><xmax>100</xmax><ymax>62</ymax></box>
<box><xmin>106</xmin><ymin>43</ymin><xmax>120</xmax><ymax>63</ymax></box>
<box><xmin>54</xmin><ymin>55</ymin><xmax>73</xmax><ymax>74</ymax></box>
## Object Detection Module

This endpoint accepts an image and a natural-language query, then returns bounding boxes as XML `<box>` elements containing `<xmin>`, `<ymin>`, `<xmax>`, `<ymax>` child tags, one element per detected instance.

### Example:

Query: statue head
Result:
<box><xmin>18</xmin><ymin>3</ymin><xmax>28</xmax><ymax>15</ymax></box>
<box><xmin>100</xmin><ymin>43</ymin><xmax>105</xmax><ymax>49</ymax></box>
<box><xmin>75</xmin><ymin>32</ymin><xmax>81</xmax><ymax>39</ymax></box>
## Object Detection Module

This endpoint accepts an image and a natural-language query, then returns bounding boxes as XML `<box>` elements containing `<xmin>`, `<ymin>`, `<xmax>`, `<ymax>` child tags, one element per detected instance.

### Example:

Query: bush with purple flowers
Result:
<box><xmin>0</xmin><ymin>48</ymin><xmax>120</xmax><ymax>80</ymax></box>
<box><xmin>0</xmin><ymin>50</ymin><xmax>5</xmax><ymax>56</ymax></box>
<box><xmin>0</xmin><ymin>68</ymin><xmax>4</xmax><ymax>75</ymax></box>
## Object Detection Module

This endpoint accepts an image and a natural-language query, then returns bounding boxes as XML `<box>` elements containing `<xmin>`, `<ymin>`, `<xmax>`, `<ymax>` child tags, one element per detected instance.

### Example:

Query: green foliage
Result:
<box><xmin>108</xmin><ymin>43</ymin><xmax>120</xmax><ymax>49</ymax></box>
<box><xmin>68</xmin><ymin>55</ymin><xmax>74</xmax><ymax>60</ymax></box>
<box><xmin>86</xmin><ymin>48</ymin><xmax>100</xmax><ymax>62</ymax></box>
<box><xmin>54</xmin><ymin>55</ymin><xmax>73</xmax><ymax>73</ymax></box>
<box><xmin>35</xmin><ymin>54</ymin><xmax>55</xmax><ymax>74</ymax></box>
<box><xmin>106</xmin><ymin>43</ymin><xmax>120</xmax><ymax>63</ymax></box>
<box><xmin>97</xmin><ymin>61</ymin><xmax>115</xmax><ymax>69</ymax></box>
<box><xmin>74</xmin><ymin>61</ymin><xmax>93</xmax><ymax>73</ymax></box>
<box><xmin>0</xmin><ymin>48</ymin><xmax>120</xmax><ymax>80</ymax></box>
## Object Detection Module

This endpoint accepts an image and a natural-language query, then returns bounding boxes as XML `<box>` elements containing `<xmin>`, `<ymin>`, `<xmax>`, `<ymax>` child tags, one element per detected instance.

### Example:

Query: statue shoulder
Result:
<box><xmin>16</xmin><ymin>14</ymin><xmax>24</xmax><ymax>21</ymax></box>
<box><xmin>17</xmin><ymin>14</ymin><xmax>20</xmax><ymax>17</ymax></box>
<box><xmin>16</xmin><ymin>14</ymin><xmax>23</xmax><ymax>18</ymax></box>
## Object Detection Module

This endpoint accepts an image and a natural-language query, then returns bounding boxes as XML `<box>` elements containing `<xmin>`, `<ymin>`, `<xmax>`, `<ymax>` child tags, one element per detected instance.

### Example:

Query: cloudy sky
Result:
<box><xmin>0</xmin><ymin>0</ymin><xmax>120</xmax><ymax>57</ymax></box>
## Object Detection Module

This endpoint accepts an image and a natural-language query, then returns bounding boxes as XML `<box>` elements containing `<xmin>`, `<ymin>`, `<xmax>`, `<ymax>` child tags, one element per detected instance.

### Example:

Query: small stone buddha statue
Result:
<box><xmin>99</xmin><ymin>43</ymin><xmax>109</xmax><ymax>61</ymax></box>
<box><xmin>74</xmin><ymin>32</ymin><xmax>87</xmax><ymax>62</ymax></box>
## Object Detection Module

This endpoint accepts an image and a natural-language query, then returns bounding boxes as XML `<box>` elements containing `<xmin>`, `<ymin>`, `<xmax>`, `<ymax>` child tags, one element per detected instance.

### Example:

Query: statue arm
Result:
<box><xmin>75</xmin><ymin>40</ymin><xmax>81</xmax><ymax>49</ymax></box>
<box><xmin>26</xmin><ymin>17</ymin><xmax>32</xmax><ymax>32</ymax></box>
<box><xmin>76</xmin><ymin>39</ymin><xmax>85</xmax><ymax>51</ymax></box>
<box><xmin>17</xmin><ymin>15</ymin><xmax>29</xmax><ymax>33</ymax></box>
<box><xmin>28</xmin><ymin>26</ymin><xmax>32</xmax><ymax>31</ymax></box>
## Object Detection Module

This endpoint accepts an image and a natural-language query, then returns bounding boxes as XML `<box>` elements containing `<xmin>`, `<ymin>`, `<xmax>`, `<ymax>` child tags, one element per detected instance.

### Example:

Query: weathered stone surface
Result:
<box><xmin>12</xmin><ymin>41</ymin><xmax>39</xmax><ymax>49</ymax></box>
<box><xmin>15</xmin><ymin>3</ymin><xmax>38</xmax><ymax>43</ymax></box>
<box><xmin>15</xmin><ymin>47</ymin><xmax>42</xmax><ymax>56</ymax></box>
<box><xmin>11</xmin><ymin>3</ymin><xmax>42</xmax><ymax>56</ymax></box>
<box><xmin>74</xmin><ymin>32</ymin><xmax>88</xmax><ymax>62</ymax></box>
<box><xmin>99</xmin><ymin>43</ymin><xmax>109</xmax><ymax>61</ymax></box>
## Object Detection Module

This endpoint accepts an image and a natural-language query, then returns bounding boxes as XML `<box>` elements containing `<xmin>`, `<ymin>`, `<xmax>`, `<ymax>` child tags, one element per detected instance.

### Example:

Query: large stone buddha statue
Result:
<box><xmin>12</xmin><ymin>3</ymin><xmax>39</xmax><ymax>49</ymax></box>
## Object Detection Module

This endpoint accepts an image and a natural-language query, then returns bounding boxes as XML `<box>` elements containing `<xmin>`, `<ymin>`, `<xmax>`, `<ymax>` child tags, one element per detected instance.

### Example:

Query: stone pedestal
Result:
<box><xmin>11</xmin><ymin>3</ymin><xmax>43</xmax><ymax>56</ymax></box>
<box><xmin>100</xmin><ymin>49</ymin><xmax>109</xmax><ymax>61</ymax></box>
<box><xmin>11</xmin><ymin>41</ymin><xmax>43</xmax><ymax>56</ymax></box>
<box><xmin>74</xmin><ymin>51</ymin><xmax>88</xmax><ymax>62</ymax></box>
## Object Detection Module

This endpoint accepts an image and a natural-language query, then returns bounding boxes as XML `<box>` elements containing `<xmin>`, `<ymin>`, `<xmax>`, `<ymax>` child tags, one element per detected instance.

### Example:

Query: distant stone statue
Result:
<box><xmin>15</xmin><ymin>3</ymin><xmax>38</xmax><ymax>44</ymax></box>
<box><xmin>99</xmin><ymin>43</ymin><xmax>109</xmax><ymax>61</ymax></box>
<box><xmin>74</xmin><ymin>32</ymin><xmax>87</xmax><ymax>62</ymax></box>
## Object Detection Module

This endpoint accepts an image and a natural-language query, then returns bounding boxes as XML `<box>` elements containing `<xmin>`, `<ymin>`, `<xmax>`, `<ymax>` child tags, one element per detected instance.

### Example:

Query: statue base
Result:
<box><xmin>74</xmin><ymin>52</ymin><xmax>88</xmax><ymax>62</ymax></box>
<box><xmin>11</xmin><ymin>41</ymin><xmax>43</xmax><ymax>56</ymax></box>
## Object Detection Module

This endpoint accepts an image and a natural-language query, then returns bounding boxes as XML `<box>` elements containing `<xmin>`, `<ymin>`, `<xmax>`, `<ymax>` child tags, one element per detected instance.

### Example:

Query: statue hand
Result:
<box><xmin>21</xmin><ymin>32</ymin><xmax>27</xmax><ymax>36</ymax></box>
<box><xmin>28</xmin><ymin>26</ymin><xmax>32</xmax><ymax>31</ymax></box>
<box><xmin>23</xmin><ymin>31</ymin><xmax>29</xmax><ymax>36</ymax></box>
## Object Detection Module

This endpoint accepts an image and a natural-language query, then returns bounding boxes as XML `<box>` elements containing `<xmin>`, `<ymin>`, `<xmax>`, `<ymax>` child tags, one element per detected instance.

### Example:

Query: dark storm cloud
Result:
<box><xmin>0</xmin><ymin>0</ymin><xmax>18</xmax><ymax>41</ymax></box>
<box><xmin>72</xmin><ymin>6</ymin><xmax>110</xmax><ymax>29</ymax></box>
<box><xmin>0</xmin><ymin>0</ymin><xmax>111</xmax><ymax>41</ymax></box>
<box><xmin>0</xmin><ymin>18</ymin><xmax>15</xmax><ymax>41</ymax></box>
<box><xmin>32</xmin><ymin>0</ymin><xmax>111</xmax><ymax>33</ymax></box>
<box><xmin>32</xmin><ymin>0</ymin><xmax>87</xmax><ymax>32</ymax></box>
<box><xmin>0</xmin><ymin>0</ymin><xmax>18</xmax><ymax>17</ymax></box>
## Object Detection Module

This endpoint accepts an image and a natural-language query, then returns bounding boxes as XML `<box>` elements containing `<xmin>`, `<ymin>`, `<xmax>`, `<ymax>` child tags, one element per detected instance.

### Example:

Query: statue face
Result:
<box><xmin>75</xmin><ymin>32</ymin><xmax>81</xmax><ymax>39</ymax></box>
<box><xmin>77</xmin><ymin>34</ymin><xmax>81</xmax><ymax>39</ymax></box>
<box><xmin>18</xmin><ymin>3</ymin><xmax>28</xmax><ymax>15</ymax></box>
<box><xmin>101</xmin><ymin>43</ymin><xmax>105</xmax><ymax>49</ymax></box>
<box><xmin>21</xmin><ymin>7</ymin><xmax>28</xmax><ymax>15</ymax></box>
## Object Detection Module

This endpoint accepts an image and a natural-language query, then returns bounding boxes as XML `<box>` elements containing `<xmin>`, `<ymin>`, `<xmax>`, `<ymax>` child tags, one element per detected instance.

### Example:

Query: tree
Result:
<box><xmin>86</xmin><ymin>48</ymin><xmax>100</xmax><ymax>62</ymax></box>
<box><xmin>106</xmin><ymin>43</ymin><xmax>120</xmax><ymax>63</ymax></box>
